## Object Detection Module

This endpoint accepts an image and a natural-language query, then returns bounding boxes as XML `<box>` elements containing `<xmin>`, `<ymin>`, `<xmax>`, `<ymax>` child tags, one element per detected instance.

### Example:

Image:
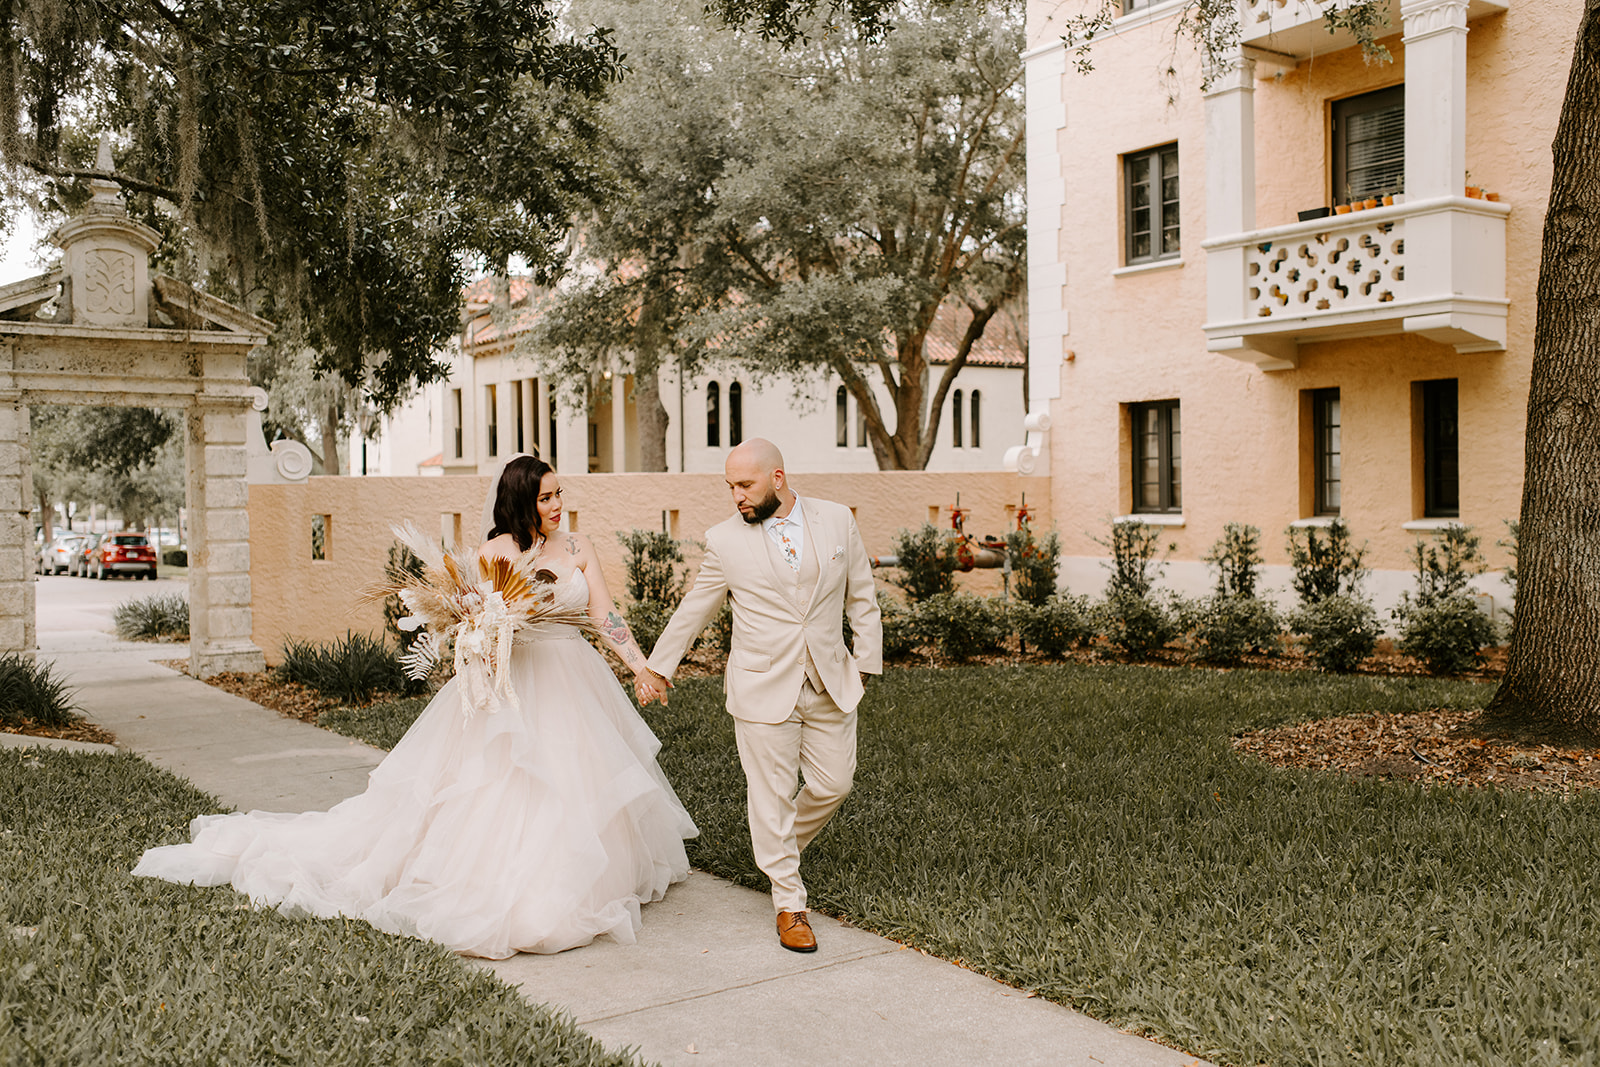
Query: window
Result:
<box><xmin>836</xmin><ymin>386</ymin><xmax>849</xmax><ymax>447</ymax></box>
<box><xmin>1313</xmin><ymin>388</ymin><xmax>1342</xmax><ymax>516</ymax></box>
<box><xmin>1125</xmin><ymin>144</ymin><xmax>1179</xmax><ymax>264</ymax></box>
<box><xmin>452</xmin><ymin>389</ymin><xmax>463</xmax><ymax>458</ymax></box>
<box><xmin>1131</xmin><ymin>400</ymin><xmax>1181</xmax><ymax>513</ymax></box>
<box><xmin>512</xmin><ymin>380</ymin><xmax>525</xmax><ymax>453</ymax></box>
<box><xmin>856</xmin><ymin>396</ymin><xmax>867</xmax><ymax>448</ymax></box>
<box><xmin>952</xmin><ymin>390</ymin><xmax>964</xmax><ymax>448</ymax></box>
<box><xmin>728</xmin><ymin>382</ymin><xmax>743</xmax><ymax>446</ymax></box>
<box><xmin>706</xmin><ymin>381</ymin><xmax>720</xmax><ymax>447</ymax></box>
<box><xmin>970</xmin><ymin>390</ymin><xmax>982</xmax><ymax>449</ymax></box>
<box><xmin>1333</xmin><ymin>86</ymin><xmax>1403</xmax><ymax>202</ymax></box>
<box><xmin>1422</xmin><ymin>379</ymin><xmax>1459</xmax><ymax>517</ymax></box>
<box><xmin>485</xmin><ymin>384</ymin><xmax>499</xmax><ymax>458</ymax></box>
<box><xmin>1122</xmin><ymin>0</ymin><xmax>1159</xmax><ymax>11</ymax></box>
<box><xmin>530</xmin><ymin>379</ymin><xmax>541</xmax><ymax>451</ymax></box>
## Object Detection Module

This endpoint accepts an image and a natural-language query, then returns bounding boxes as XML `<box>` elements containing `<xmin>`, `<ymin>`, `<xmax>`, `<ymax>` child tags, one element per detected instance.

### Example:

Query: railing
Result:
<box><xmin>1245</xmin><ymin>213</ymin><xmax>1404</xmax><ymax>320</ymax></box>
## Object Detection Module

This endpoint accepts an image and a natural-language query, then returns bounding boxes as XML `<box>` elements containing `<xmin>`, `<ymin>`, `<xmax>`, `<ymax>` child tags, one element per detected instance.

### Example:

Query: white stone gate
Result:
<box><xmin>0</xmin><ymin>147</ymin><xmax>273</xmax><ymax>677</ymax></box>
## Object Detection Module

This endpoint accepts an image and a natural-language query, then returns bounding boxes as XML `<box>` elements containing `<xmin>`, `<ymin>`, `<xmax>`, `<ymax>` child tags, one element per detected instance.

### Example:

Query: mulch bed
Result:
<box><xmin>2</xmin><ymin>719</ymin><xmax>117</xmax><ymax>746</ymax></box>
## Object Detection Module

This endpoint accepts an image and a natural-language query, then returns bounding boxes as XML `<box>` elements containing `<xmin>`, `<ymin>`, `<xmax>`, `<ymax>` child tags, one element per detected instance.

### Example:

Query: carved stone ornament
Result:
<box><xmin>84</xmin><ymin>249</ymin><xmax>136</xmax><ymax>317</ymax></box>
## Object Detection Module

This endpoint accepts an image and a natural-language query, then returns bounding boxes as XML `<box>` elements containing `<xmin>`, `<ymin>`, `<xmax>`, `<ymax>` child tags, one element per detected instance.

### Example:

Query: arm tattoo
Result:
<box><xmin>602</xmin><ymin>611</ymin><xmax>634</xmax><ymax>646</ymax></box>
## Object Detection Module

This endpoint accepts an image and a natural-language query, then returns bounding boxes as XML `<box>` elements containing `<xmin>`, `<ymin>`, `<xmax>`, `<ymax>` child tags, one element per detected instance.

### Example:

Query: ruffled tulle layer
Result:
<box><xmin>134</xmin><ymin>629</ymin><xmax>697</xmax><ymax>959</ymax></box>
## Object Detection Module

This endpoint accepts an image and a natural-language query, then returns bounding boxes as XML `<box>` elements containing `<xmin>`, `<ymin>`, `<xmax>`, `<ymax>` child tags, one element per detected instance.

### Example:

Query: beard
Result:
<box><xmin>739</xmin><ymin>487</ymin><xmax>783</xmax><ymax>524</ymax></box>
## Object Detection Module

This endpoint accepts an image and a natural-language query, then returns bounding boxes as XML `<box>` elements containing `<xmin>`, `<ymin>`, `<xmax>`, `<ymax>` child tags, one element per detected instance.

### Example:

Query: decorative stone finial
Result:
<box><xmin>87</xmin><ymin>131</ymin><xmax>125</xmax><ymax>216</ymax></box>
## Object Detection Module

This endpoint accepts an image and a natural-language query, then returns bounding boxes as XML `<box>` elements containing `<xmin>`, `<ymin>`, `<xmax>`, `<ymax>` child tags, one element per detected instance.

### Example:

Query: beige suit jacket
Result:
<box><xmin>647</xmin><ymin>496</ymin><xmax>882</xmax><ymax>725</ymax></box>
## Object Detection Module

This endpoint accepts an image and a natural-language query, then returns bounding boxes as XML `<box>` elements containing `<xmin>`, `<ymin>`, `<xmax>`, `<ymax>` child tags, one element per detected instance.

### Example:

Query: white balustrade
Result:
<box><xmin>1246</xmin><ymin>213</ymin><xmax>1404</xmax><ymax>320</ymax></box>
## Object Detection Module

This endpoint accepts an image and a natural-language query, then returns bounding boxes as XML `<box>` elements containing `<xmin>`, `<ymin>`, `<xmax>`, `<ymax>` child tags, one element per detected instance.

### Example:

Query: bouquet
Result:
<box><xmin>365</xmin><ymin>524</ymin><xmax>595</xmax><ymax>719</ymax></box>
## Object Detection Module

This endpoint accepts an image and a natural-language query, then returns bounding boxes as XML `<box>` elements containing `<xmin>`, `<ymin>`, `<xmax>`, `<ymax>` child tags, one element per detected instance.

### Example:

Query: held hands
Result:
<box><xmin>633</xmin><ymin>668</ymin><xmax>673</xmax><ymax>707</ymax></box>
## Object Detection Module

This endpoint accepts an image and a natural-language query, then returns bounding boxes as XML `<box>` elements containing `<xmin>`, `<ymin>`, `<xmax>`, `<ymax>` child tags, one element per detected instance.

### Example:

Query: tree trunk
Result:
<box><xmin>321</xmin><ymin>398</ymin><xmax>343</xmax><ymax>477</ymax></box>
<box><xmin>633</xmin><ymin>353</ymin><xmax>669</xmax><ymax>472</ymax></box>
<box><xmin>1482</xmin><ymin>0</ymin><xmax>1600</xmax><ymax>738</ymax></box>
<box><xmin>37</xmin><ymin>488</ymin><xmax>52</xmax><ymax>543</ymax></box>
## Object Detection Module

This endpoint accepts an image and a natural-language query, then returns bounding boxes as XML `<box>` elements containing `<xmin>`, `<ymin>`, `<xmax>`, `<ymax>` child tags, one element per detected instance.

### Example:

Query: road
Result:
<box><xmin>32</xmin><ymin>569</ymin><xmax>190</xmax><ymax>647</ymax></box>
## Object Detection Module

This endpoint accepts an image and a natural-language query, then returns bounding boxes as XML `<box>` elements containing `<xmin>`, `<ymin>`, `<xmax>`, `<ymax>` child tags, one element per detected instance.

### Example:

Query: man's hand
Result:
<box><xmin>634</xmin><ymin>668</ymin><xmax>673</xmax><ymax>706</ymax></box>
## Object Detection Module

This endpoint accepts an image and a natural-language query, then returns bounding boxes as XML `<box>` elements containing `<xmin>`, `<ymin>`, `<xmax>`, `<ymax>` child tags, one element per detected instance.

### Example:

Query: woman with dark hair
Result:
<box><xmin>135</xmin><ymin>454</ymin><xmax>696</xmax><ymax>959</ymax></box>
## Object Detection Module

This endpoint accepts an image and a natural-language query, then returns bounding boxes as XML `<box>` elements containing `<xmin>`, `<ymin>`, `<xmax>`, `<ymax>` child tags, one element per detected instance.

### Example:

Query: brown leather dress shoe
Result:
<box><xmin>776</xmin><ymin>910</ymin><xmax>818</xmax><ymax>953</ymax></box>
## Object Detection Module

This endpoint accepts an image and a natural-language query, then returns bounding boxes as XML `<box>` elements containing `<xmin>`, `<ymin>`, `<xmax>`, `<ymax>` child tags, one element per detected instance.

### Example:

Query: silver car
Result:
<box><xmin>38</xmin><ymin>533</ymin><xmax>88</xmax><ymax>575</ymax></box>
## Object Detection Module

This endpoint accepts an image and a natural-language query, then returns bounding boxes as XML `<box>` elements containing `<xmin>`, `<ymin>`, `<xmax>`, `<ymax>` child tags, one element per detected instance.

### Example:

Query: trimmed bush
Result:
<box><xmin>625</xmin><ymin>600</ymin><xmax>674</xmax><ymax>655</ymax></box>
<box><xmin>1093</xmin><ymin>589</ymin><xmax>1179</xmax><ymax>659</ymax></box>
<box><xmin>113</xmin><ymin>593</ymin><xmax>190</xmax><ymax>641</ymax></box>
<box><xmin>160</xmin><ymin>547</ymin><xmax>187</xmax><ymax>567</ymax></box>
<box><xmin>1182</xmin><ymin>595</ymin><xmax>1281</xmax><ymax>667</ymax></box>
<box><xmin>1098</xmin><ymin>519</ymin><xmax>1169</xmax><ymax>599</ymax></box>
<box><xmin>1005</xmin><ymin>525</ymin><xmax>1060</xmax><ymax>606</ymax></box>
<box><xmin>1288</xmin><ymin>594</ymin><xmax>1381</xmax><ymax>673</ymax></box>
<box><xmin>0</xmin><ymin>652</ymin><xmax>80</xmax><ymax>727</ymax></box>
<box><xmin>1203</xmin><ymin>523</ymin><xmax>1264</xmax><ymax>599</ymax></box>
<box><xmin>1013</xmin><ymin>594</ymin><xmax>1095</xmax><ymax>657</ymax></box>
<box><xmin>912</xmin><ymin>592</ymin><xmax>1008</xmax><ymax>662</ymax></box>
<box><xmin>616</xmin><ymin>529</ymin><xmax>686</xmax><ymax>607</ymax></box>
<box><xmin>1286</xmin><ymin>518</ymin><xmax>1368</xmax><ymax>603</ymax></box>
<box><xmin>1396</xmin><ymin>595</ymin><xmax>1498</xmax><ymax>676</ymax></box>
<box><xmin>889</xmin><ymin>523</ymin><xmax>957</xmax><ymax>603</ymax></box>
<box><xmin>878</xmin><ymin>592</ymin><xmax>919</xmax><ymax>660</ymax></box>
<box><xmin>278</xmin><ymin>631</ymin><xmax>409</xmax><ymax>703</ymax></box>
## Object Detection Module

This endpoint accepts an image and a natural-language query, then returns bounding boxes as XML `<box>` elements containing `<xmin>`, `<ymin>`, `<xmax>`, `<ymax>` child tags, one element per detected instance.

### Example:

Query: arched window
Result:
<box><xmin>952</xmin><ymin>389</ymin><xmax>964</xmax><ymax>448</ymax></box>
<box><xmin>836</xmin><ymin>386</ymin><xmax>849</xmax><ymax>447</ymax></box>
<box><xmin>706</xmin><ymin>381</ymin><xmax>720</xmax><ymax>447</ymax></box>
<box><xmin>728</xmin><ymin>382</ymin><xmax>743</xmax><ymax>446</ymax></box>
<box><xmin>970</xmin><ymin>390</ymin><xmax>982</xmax><ymax>449</ymax></box>
<box><xmin>856</xmin><ymin>395</ymin><xmax>868</xmax><ymax>448</ymax></box>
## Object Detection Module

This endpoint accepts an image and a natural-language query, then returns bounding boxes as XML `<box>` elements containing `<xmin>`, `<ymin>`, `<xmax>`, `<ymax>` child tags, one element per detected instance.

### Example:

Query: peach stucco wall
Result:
<box><xmin>1030</xmin><ymin>1</ymin><xmax>1571</xmax><ymax>598</ymax></box>
<box><xmin>249</xmin><ymin>471</ymin><xmax>1048</xmax><ymax>659</ymax></box>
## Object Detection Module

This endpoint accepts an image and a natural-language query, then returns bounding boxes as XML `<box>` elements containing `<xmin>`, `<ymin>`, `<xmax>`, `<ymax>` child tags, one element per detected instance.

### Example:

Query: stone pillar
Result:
<box><xmin>1203</xmin><ymin>51</ymin><xmax>1257</xmax><ymax>240</ymax></box>
<box><xmin>610</xmin><ymin>373</ymin><xmax>628</xmax><ymax>473</ymax></box>
<box><xmin>0</xmin><ymin>358</ymin><xmax>34</xmax><ymax>660</ymax></box>
<box><xmin>1402</xmin><ymin>0</ymin><xmax>1469</xmax><ymax>201</ymax></box>
<box><xmin>187</xmin><ymin>404</ymin><xmax>265</xmax><ymax>677</ymax></box>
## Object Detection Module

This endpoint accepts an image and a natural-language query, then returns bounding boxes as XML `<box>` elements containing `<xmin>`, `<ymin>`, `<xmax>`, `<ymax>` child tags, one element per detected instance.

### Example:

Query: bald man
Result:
<box><xmin>644</xmin><ymin>438</ymin><xmax>881</xmax><ymax>952</ymax></box>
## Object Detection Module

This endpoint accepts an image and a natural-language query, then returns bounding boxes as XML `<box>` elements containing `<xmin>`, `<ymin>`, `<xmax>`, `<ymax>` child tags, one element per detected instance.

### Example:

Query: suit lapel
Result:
<box><xmin>745</xmin><ymin>518</ymin><xmax>794</xmax><ymax>612</ymax></box>
<box><xmin>799</xmin><ymin>499</ymin><xmax>829</xmax><ymax>610</ymax></box>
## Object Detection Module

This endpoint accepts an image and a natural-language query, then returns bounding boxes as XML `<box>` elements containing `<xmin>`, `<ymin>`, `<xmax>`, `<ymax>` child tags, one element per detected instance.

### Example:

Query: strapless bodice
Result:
<box><xmin>514</xmin><ymin>567</ymin><xmax>591</xmax><ymax>644</ymax></box>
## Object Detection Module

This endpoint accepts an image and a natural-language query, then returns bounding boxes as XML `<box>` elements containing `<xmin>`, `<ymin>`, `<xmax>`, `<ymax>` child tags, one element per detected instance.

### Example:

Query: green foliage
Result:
<box><xmin>1181</xmin><ymin>595</ymin><xmax>1282</xmax><ymax>667</ymax></box>
<box><xmin>1093</xmin><ymin>590</ymin><xmax>1178</xmax><ymax>659</ymax></box>
<box><xmin>277</xmin><ymin>632</ymin><xmax>408</xmax><ymax>703</ymax></box>
<box><xmin>695</xmin><ymin>601</ymin><xmax>735</xmax><ymax>657</ymax></box>
<box><xmin>616</xmin><ymin>529</ymin><xmax>687</xmax><ymax>608</ymax></box>
<box><xmin>0</xmin><ymin>749</ymin><xmax>645</xmax><ymax>1064</ymax></box>
<box><xmin>29</xmin><ymin>406</ymin><xmax>186</xmax><ymax>531</ymax></box>
<box><xmin>1005</xmin><ymin>525</ymin><xmax>1060</xmax><ymax>607</ymax></box>
<box><xmin>1286</xmin><ymin>519</ymin><xmax>1369</xmax><ymax>604</ymax></box>
<box><xmin>1012</xmin><ymin>594</ymin><xmax>1095</xmax><ymax>657</ymax></box>
<box><xmin>5</xmin><ymin>0</ymin><xmax>624</xmax><ymax>410</ymax></box>
<box><xmin>539</xmin><ymin>0</ymin><xmax>1024</xmax><ymax>470</ymax></box>
<box><xmin>1407</xmin><ymin>524</ymin><xmax>1486</xmax><ymax>605</ymax></box>
<box><xmin>877</xmin><ymin>591</ymin><xmax>920</xmax><ymax>660</ymax></box>
<box><xmin>705</xmin><ymin>0</ymin><xmax>899</xmax><ymax>42</ymax></box>
<box><xmin>625</xmin><ymin>600</ymin><xmax>675</xmax><ymax>658</ymax></box>
<box><xmin>381</xmin><ymin>541</ymin><xmax>427</xmax><ymax>652</ymax></box>
<box><xmin>1203</xmin><ymin>522</ymin><xmax>1264</xmax><ymax>599</ymax></box>
<box><xmin>0</xmin><ymin>652</ymin><xmax>80</xmax><ymax>727</ymax></box>
<box><xmin>889</xmin><ymin>523</ymin><xmax>957</xmax><ymax>603</ymax></box>
<box><xmin>1395</xmin><ymin>596</ymin><xmax>1499</xmax><ymax>676</ymax></box>
<box><xmin>651</xmin><ymin>665</ymin><xmax>1600</xmax><ymax>1067</ymax></box>
<box><xmin>113</xmin><ymin>593</ymin><xmax>190</xmax><ymax>641</ymax></box>
<box><xmin>911</xmin><ymin>592</ymin><xmax>1008</xmax><ymax>662</ymax></box>
<box><xmin>1097</xmin><ymin>519</ymin><xmax>1170</xmax><ymax>599</ymax></box>
<box><xmin>1288</xmin><ymin>594</ymin><xmax>1381</xmax><ymax>673</ymax></box>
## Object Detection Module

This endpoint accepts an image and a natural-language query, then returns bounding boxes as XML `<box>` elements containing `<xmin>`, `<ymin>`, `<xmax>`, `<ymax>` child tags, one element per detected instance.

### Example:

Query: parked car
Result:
<box><xmin>92</xmin><ymin>532</ymin><xmax>158</xmax><ymax>580</ymax></box>
<box><xmin>67</xmin><ymin>533</ymin><xmax>102</xmax><ymax>577</ymax></box>
<box><xmin>37</xmin><ymin>533</ymin><xmax>88</xmax><ymax>575</ymax></box>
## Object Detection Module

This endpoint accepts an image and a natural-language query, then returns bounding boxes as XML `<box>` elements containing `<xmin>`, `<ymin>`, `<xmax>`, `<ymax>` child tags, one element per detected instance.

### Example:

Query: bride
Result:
<box><xmin>133</xmin><ymin>453</ymin><xmax>698</xmax><ymax>959</ymax></box>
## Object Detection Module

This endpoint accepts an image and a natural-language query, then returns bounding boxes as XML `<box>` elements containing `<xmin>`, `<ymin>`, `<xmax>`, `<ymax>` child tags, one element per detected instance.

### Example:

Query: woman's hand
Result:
<box><xmin>633</xmin><ymin>668</ymin><xmax>672</xmax><ymax>707</ymax></box>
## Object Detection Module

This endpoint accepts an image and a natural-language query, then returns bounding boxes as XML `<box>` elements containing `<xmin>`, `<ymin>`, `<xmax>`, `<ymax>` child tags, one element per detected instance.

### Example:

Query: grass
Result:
<box><xmin>113</xmin><ymin>592</ymin><xmax>190</xmax><ymax>641</ymax></box>
<box><xmin>0</xmin><ymin>748</ymin><xmax>643</xmax><ymax>1065</ymax></box>
<box><xmin>316</xmin><ymin>663</ymin><xmax>1600</xmax><ymax>1064</ymax></box>
<box><xmin>0</xmin><ymin>653</ymin><xmax>81</xmax><ymax>728</ymax></box>
<box><xmin>650</xmin><ymin>665</ymin><xmax>1600</xmax><ymax>1067</ymax></box>
<box><xmin>320</xmin><ymin>696</ymin><xmax>432</xmax><ymax>750</ymax></box>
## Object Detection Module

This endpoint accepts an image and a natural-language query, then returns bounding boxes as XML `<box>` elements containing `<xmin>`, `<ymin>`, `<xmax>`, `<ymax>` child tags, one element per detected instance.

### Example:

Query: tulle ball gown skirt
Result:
<box><xmin>133</xmin><ymin>631</ymin><xmax>698</xmax><ymax>959</ymax></box>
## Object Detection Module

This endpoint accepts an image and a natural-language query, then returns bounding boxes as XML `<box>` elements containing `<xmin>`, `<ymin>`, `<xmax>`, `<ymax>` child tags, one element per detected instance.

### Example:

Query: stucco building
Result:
<box><xmin>1018</xmin><ymin>0</ymin><xmax>1566</xmax><ymax>613</ymax></box>
<box><xmin>384</xmin><ymin>276</ymin><xmax>1028</xmax><ymax>478</ymax></box>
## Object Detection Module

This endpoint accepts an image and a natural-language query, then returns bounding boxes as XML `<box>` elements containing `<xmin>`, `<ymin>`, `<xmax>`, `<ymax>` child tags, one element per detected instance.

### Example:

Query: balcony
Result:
<box><xmin>1240</xmin><ymin>0</ymin><xmax>1508</xmax><ymax>63</ymax></box>
<box><xmin>1201</xmin><ymin>195</ymin><xmax>1509</xmax><ymax>370</ymax></box>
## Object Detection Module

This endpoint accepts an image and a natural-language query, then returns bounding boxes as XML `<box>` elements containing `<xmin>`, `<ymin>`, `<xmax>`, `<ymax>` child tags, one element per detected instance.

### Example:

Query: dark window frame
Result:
<box><xmin>1130</xmin><ymin>399</ymin><xmax>1182</xmax><ymax>514</ymax></box>
<box><xmin>452</xmin><ymin>388</ymin><xmax>463</xmax><ymax>458</ymax></box>
<box><xmin>952</xmin><ymin>389</ymin><xmax>964</xmax><ymax>448</ymax></box>
<box><xmin>1422</xmin><ymin>378</ymin><xmax>1460</xmax><ymax>518</ymax></box>
<box><xmin>706</xmin><ymin>381</ymin><xmax>720</xmax><ymax>448</ymax></box>
<box><xmin>728</xmin><ymin>382</ymin><xmax>743</xmax><ymax>446</ymax></box>
<box><xmin>1124</xmin><ymin>143</ymin><xmax>1180</xmax><ymax>265</ymax></box>
<box><xmin>836</xmin><ymin>386</ymin><xmax>849</xmax><ymax>447</ymax></box>
<box><xmin>1332</xmin><ymin>85</ymin><xmax>1404</xmax><ymax>203</ymax></box>
<box><xmin>1312</xmin><ymin>388</ymin><xmax>1342</xmax><ymax>517</ymax></box>
<box><xmin>485</xmin><ymin>383</ymin><xmax>498</xmax><ymax>458</ymax></box>
<box><xmin>970</xmin><ymin>389</ymin><xmax>982</xmax><ymax>448</ymax></box>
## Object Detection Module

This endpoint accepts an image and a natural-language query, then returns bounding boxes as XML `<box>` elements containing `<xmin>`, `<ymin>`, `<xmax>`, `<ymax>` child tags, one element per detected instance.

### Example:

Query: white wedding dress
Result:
<box><xmin>133</xmin><ymin>568</ymin><xmax>697</xmax><ymax>959</ymax></box>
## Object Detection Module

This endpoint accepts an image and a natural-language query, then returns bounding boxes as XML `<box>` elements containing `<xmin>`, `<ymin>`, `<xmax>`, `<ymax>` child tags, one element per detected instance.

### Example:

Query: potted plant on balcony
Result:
<box><xmin>1465</xmin><ymin>171</ymin><xmax>1483</xmax><ymax>199</ymax></box>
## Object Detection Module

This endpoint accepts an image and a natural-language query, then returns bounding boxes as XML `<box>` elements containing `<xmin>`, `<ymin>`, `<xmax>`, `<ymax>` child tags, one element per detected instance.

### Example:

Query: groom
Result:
<box><xmin>644</xmin><ymin>438</ymin><xmax>881</xmax><ymax>952</ymax></box>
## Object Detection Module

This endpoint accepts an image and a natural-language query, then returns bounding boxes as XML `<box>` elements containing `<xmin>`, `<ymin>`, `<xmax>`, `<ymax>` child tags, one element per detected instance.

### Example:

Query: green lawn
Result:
<box><xmin>0</xmin><ymin>749</ymin><xmax>643</xmax><ymax>1066</ymax></box>
<box><xmin>324</xmin><ymin>664</ymin><xmax>1600</xmax><ymax>1065</ymax></box>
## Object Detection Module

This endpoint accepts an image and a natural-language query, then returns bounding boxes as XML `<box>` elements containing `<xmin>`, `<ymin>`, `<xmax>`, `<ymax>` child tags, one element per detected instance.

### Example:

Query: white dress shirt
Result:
<box><xmin>762</xmin><ymin>495</ymin><xmax>804</xmax><ymax>572</ymax></box>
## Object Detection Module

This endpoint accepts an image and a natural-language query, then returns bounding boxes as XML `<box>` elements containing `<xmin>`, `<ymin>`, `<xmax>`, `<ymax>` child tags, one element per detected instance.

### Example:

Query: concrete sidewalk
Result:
<box><xmin>40</xmin><ymin>635</ymin><xmax>1210</xmax><ymax>1067</ymax></box>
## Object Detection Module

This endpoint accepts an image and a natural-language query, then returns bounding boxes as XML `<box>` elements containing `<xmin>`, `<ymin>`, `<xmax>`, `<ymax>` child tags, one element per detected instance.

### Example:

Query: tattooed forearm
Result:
<box><xmin>602</xmin><ymin>611</ymin><xmax>634</xmax><ymax>646</ymax></box>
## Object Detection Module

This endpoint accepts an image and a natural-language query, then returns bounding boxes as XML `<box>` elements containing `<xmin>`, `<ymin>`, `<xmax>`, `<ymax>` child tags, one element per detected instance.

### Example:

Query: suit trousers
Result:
<box><xmin>732</xmin><ymin>678</ymin><xmax>858</xmax><ymax>913</ymax></box>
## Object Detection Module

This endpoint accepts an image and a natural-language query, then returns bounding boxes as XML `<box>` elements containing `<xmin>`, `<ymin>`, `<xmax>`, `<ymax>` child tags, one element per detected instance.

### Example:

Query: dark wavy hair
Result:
<box><xmin>487</xmin><ymin>455</ymin><xmax>555</xmax><ymax>552</ymax></box>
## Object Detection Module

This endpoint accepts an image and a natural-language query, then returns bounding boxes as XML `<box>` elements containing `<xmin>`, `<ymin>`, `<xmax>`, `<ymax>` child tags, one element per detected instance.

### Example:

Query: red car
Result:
<box><xmin>92</xmin><ymin>532</ymin><xmax>158</xmax><ymax>580</ymax></box>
